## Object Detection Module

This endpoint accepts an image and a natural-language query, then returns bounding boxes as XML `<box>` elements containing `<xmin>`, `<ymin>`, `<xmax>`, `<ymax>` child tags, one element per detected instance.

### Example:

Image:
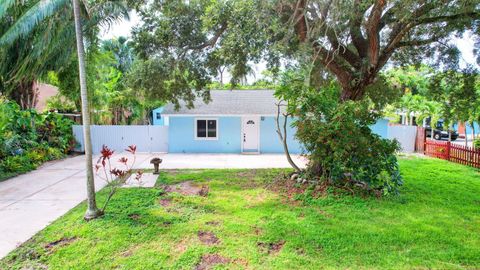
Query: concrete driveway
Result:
<box><xmin>0</xmin><ymin>153</ymin><xmax>306</xmax><ymax>258</ymax></box>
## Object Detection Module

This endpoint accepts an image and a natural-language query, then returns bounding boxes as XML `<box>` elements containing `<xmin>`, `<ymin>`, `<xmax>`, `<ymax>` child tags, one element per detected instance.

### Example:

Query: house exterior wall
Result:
<box><xmin>260</xmin><ymin>116</ymin><xmax>302</xmax><ymax>154</ymax></box>
<box><xmin>152</xmin><ymin>107</ymin><xmax>165</xmax><ymax>126</ymax></box>
<box><xmin>168</xmin><ymin>116</ymin><xmax>241</xmax><ymax>153</ymax></box>
<box><xmin>163</xmin><ymin>114</ymin><xmax>390</xmax><ymax>154</ymax></box>
<box><xmin>370</xmin><ymin>118</ymin><xmax>389</xmax><ymax>138</ymax></box>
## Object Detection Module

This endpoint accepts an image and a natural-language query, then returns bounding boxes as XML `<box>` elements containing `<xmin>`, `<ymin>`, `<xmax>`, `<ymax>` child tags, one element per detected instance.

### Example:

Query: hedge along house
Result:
<box><xmin>152</xmin><ymin>90</ymin><xmax>389</xmax><ymax>154</ymax></box>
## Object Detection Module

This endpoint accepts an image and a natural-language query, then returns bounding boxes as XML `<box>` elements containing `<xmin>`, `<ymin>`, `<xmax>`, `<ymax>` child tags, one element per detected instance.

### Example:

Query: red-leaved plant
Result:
<box><xmin>95</xmin><ymin>144</ymin><xmax>143</xmax><ymax>212</ymax></box>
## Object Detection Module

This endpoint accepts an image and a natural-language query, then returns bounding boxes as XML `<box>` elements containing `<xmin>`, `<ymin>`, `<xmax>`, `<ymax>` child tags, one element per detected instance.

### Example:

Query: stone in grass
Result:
<box><xmin>122</xmin><ymin>173</ymin><xmax>157</xmax><ymax>188</ymax></box>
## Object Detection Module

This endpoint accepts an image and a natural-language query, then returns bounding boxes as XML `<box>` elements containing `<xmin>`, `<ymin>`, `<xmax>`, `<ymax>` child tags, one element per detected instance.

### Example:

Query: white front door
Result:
<box><xmin>242</xmin><ymin>116</ymin><xmax>259</xmax><ymax>153</ymax></box>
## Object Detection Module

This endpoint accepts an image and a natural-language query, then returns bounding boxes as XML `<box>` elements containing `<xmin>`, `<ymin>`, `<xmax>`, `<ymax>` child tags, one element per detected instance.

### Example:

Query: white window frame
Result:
<box><xmin>194</xmin><ymin>118</ymin><xmax>219</xmax><ymax>140</ymax></box>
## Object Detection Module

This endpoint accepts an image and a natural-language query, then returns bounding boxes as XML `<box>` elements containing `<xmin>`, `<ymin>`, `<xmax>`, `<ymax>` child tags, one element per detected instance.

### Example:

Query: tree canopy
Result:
<box><xmin>131</xmin><ymin>0</ymin><xmax>479</xmax><ymax>103</ymax></box>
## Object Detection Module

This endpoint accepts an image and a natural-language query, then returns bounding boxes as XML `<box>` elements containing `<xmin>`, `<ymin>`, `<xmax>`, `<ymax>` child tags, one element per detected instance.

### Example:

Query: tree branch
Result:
<box><xmin>366</xmin><ymin>0</ymin><xmax>385</xmax><ymax>66</ymax></box>
<box><xmin>324</xmin><ymin>27</ymin><xmax>361</xmax><ymax>69</ymax></box>
<box><xmin>187</xmin><ymin>22</ymin><xmax>227</xmax><ymax>51</ymax></box>
<box><xmin>395</xmin><ymin>36</ymin><xmax>442</xmax><ymax>48</ymax></box>
<box><xmin>349</xmin><ymin>0</ymin><xmax>368</xmax><ymax>58</ymax></box>
<box><xmin>414</xmin><ymin>12</ymin><xmax>480</xmax><ymax>25</ymax></box>
<box><xmin>275</xmin><ymin>102</ymin><xmax>301</xmax><ymax>172</ymax></box>
<box><xmin>293</xmin><ymin>0</ymin><xmax>308</xmax><ymax>42</ymax></box>
<box><xmin>313</xmin><ymin>42</ymin><xmax>353</xmax><ymax>90</ymax></box>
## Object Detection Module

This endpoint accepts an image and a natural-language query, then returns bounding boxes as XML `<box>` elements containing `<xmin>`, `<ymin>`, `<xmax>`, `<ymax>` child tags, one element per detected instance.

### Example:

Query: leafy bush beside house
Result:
<box><xmin>277</xmin><ymin>72</ymin><xmax>403</xmax><ymax>195</ymax></box>
<box><xmin>0</xmin><ymin>98</ymin><xmax>75</xmax><ymax>180</ymax></box>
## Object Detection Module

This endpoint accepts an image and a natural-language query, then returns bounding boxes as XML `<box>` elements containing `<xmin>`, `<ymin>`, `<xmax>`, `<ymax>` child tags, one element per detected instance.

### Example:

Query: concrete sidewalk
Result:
<box><xmin>0</xmin><ymin>153</ymin><xmax>305</xmax><ymax>258</ymax></box>
<box><xmin>135</xmin><ymin>153</ymin><xmax>308</xmax><ymax>169</ymax></box>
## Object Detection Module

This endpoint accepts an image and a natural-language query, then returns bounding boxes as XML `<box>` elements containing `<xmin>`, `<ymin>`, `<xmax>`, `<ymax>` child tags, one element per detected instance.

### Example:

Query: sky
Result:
<box><xmin>101</xmin><ymin>13</ymin><xmax>478</xmax><ymax>83</ymax></box>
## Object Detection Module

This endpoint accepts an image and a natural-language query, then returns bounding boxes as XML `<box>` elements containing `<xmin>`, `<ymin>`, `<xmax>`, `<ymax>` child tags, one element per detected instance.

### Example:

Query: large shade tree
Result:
<box><xmin>131</xmin><ymin>0</ymin><xmax>478</xmax><ymax>99</ymax></box>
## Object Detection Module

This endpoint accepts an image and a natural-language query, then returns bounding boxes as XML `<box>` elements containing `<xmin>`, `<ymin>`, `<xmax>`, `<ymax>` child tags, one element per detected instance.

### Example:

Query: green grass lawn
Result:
<box><xmin>2</xmin><ymin>157</ymin><xmax>480</xmax><ymax>269</ymax></box>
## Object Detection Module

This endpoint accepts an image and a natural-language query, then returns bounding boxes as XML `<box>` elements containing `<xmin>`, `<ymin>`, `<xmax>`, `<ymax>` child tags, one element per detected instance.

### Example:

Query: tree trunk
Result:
<box><xmin>73</xmin><ymin>0</ymin><xmax>102</xmax><ymax>220</ymax></box>
<box><xmin>465</xmin><ymin>122</ymin><xmax>468</xmax><ymax>147</ymax></box>
<box><xmin>219</xmin><ymin>67</ymin><xmax>224</xmax><ymax>87</ymax></box>
<box><xmin>275</xmin><ymin>103</ymin><xmax>301</xmax><ymax>172</ymax></box>
<box><xmin>472</xmin><ymin>123</ymin><xmax>475</xmax><ymax>141</ymax></box>
<box><xmin>448</xmin><ymin>124</ymin><xmax>452</xmax><ymax>142</ymax></box>
<box><xmin>11</xmin><ymin>80</ymin><xmax>37</xmax><ymax>109</ymax></box>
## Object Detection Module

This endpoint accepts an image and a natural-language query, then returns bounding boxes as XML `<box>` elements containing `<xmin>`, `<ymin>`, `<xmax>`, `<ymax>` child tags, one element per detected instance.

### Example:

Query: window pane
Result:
<box><xmin>207</xmin><ymin>120</ymin><xmax>217</xmax><ymax>137</ymax></box>
<box><xmin>197</xmin><ymin>120</ymin><xmax>206</xmax><ymax>137</ymax></box>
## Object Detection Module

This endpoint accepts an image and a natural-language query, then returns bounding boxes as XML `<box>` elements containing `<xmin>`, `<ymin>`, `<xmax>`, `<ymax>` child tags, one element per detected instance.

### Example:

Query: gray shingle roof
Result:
<box><xmin>162</xmin><ymin>90</ymin><xmax>282</xmax><ymax>115</ymax></box>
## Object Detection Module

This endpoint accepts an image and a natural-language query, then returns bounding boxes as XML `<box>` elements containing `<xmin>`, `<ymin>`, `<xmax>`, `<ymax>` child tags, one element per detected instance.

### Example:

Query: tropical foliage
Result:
<box><xmin>386</xmin><ymin>66</ymin><xmax>480</xmax><ymax>141</ymax></box>
<box><xmin>0</xmin><ymin>98</ymin><xmax>75</xmax><ymax>180</ymax></box>
<box><xmin>0</xmin><ymin>0</ymin><xmax>130</xmax><ymax>109</ymax></box>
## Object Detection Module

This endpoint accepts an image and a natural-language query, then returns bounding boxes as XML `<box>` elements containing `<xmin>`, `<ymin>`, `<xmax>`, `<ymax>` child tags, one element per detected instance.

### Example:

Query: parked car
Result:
<box><xmin>425</xmin><ymin>120</ymin><xmax>458</xmax><ymax>141</ymax></box>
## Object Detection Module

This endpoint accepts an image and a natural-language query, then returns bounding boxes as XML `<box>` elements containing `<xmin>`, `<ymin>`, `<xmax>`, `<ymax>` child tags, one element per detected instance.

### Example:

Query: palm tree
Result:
<box><xmin>72</xmin><ymin>0</ymin><xmax>102</xmax><ymax>220</ymax></box>
<box><xmin>0</xmin><ymin>0</ymin><xmax>129</xmax><ymax>107</ymax></box>
<box><xmin>1</xmin><ymin>0</ymin><xmax>129</xmax><ymax>219</ymax></box>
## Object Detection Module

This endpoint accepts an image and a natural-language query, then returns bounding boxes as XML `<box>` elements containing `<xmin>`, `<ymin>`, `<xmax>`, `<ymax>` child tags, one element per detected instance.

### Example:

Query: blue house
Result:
<box><xmin>153</xmin><ymin>90</ymin><xmax>389</xmax><ymax>154</ymax></box>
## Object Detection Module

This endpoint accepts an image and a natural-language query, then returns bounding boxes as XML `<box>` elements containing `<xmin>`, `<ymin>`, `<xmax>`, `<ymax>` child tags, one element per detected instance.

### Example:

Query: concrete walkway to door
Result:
<box><xmin>0</xmin><ymin>153</ymin><xmax>306</xmax><ymax>259</ymax></box>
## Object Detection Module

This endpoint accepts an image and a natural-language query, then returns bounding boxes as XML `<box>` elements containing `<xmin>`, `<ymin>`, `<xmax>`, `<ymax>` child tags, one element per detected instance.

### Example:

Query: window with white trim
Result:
<box><xmin>195</xmin><ymin>119</ymin><xmax>218</xmax><ymax>139</ymax></box>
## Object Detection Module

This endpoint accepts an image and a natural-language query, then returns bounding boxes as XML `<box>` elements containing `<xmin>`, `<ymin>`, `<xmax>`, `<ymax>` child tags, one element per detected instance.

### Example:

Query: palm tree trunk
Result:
<box><xmin>73</xmin><ymin>0</ymin><xmax>102</xmax><ymax>220</ymax></box>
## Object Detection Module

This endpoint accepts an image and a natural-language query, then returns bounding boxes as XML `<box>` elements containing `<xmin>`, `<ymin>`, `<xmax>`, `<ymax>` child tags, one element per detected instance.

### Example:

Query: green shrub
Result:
<box><xmin>0</xmin><ymin>99</ymin><xmax>75</xmax><ymax>175</ymax></box>
<box><xmin>36</xmin><ymin>111</ymin><xmax>75</xmax><ymax>152</ymax></box>
<box><xmin>474</xmin><ymin>139</ymin><xmax>480</xmax><ymax>149</ymax></box>
<box><xmin>46</xmin><ymin>147</ymin><xmax>65</xmax><ymax>160</ymax></box>
<box><xmin>277</xmin><ymin>72</ymin><xmax>402</xmax><ymax>195</ymax></box>
<box><xmin>25</xmin><ymin>150</ymin><xmax>47</xmax><ymax>165</ymax></box>
<box><xmin>0</xmin><ymin>155</ymin><xmax>37</xmax><ymax>173</ymax></box>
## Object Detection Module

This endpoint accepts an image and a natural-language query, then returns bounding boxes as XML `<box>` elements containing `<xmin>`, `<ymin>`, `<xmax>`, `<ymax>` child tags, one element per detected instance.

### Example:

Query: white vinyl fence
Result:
<box><xmin>73</xmin><ymin>125</ymin><xmax>168</xmax><ymax>154</ymax></box>
<box><xmin>387</xmin><ymin>125</ymin><xmax>417</xmax><ymax>153</ymax></box>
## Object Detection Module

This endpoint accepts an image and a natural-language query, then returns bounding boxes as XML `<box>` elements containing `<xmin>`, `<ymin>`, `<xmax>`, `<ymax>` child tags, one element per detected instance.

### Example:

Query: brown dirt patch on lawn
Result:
<box><xmin>197</xmin><ymin>231</ymin><xmax>220</xmax><ymax>245</ymax></box>
<box><xmin>257</xmin><ymin>240</ymin><xmax>286</xmax><ymax>255</ymax></box>
<box><xmin>159</xmin><ymin>198</ymin><xmax>172</xmax><ymax>207</ymax></box>
<box><xmin>195</xmin><ymin>254</ymin><xmax>230</xmax><ymax>270</ymax></box>
<box><xmin>128</xmin><ymin>213</ymin><xmax>141</xmax><ymax>220</ymax></box>
<box><xmin>44</xmin><ymin>237</ymin><xmax>77</xmax><ymax>250</ymax></box>
<box><xmin>164</xmin><ymin>181</ymin><xmax>209</xmax><ymax>196</ymax></box>
<box><xmin>205</xmin><ymin>220</ymin><xmax>221</xmax><ymax>226</ymax></box>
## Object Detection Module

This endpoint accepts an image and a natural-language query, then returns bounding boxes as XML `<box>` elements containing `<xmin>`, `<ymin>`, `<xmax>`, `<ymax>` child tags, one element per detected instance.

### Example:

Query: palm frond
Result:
<box><xmin>87</xmin><ymin>0</ymin><xmax>130</xmax><ymax>32</ymax></box>
<box><xmin>0</xmin><ymin>0</ymin><xmax>69</xmax><ymax>46</ymax></box>
<box><xmin>0</xmin><ymin>0</ymin><xmax>16</xmax><ymax>19</ymax></box>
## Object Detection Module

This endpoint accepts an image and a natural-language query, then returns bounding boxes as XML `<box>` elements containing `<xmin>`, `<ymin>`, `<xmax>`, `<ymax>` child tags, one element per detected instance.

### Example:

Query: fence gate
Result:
<box><xmin>72</xmin><ymin>125</ymin><xmax>169</xmax><ymax>154</ymax></box>
<box><xmin>387</xmin><ymin>125</ymin><xmax>417</xmax><ymax>153</ymax></box>
<box><xmin>415</xmin><ymin>126</ymin><xmax>426</xmax><ymax>153</ymax></box>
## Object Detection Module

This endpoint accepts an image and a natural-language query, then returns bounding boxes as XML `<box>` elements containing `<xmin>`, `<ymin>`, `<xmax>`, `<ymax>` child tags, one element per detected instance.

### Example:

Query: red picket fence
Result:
<box><xmin>424</xmin><ymin>139</ymin><xmax>480</xmax><ymax>168</ymax></box>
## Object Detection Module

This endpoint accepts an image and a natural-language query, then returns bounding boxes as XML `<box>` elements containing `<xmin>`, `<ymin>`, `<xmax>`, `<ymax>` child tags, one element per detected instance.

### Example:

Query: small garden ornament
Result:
<box><xmin>150</xmin><ymin>157</ymin><xmax>162</xmax><ymax>174</ymax></box>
